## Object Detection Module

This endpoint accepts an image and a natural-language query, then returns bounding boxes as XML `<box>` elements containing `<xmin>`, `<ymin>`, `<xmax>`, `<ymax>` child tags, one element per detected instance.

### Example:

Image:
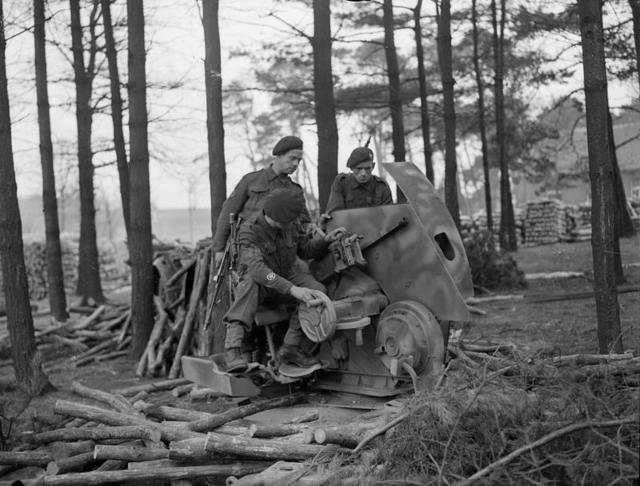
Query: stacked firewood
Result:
<box><xmin>0</xmin><ymin>379</ymin><xmax>393</xmax><ymax>485</ymax></box>
<box><xmin>136</xmin><ymin>240</ymin><xmax>231</xmax><ymax>380</ymax></box>
<box><xmin>0</xmin><ymin>304</ymin><xmax>132</xmax><ymax>368</ymax></box>
<box><xmin>524</xmin><ymin>199</ymin><xmax>568</xmax><ymax>246</ymax></box>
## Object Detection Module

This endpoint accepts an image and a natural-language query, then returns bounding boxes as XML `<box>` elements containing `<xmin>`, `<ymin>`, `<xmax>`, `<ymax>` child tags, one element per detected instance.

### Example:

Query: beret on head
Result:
<box><xmin>272</xmin><ymin>136</ymin><xmax>303</xmax><ymax>156</ymax></box>
<box><xmin>263</xmin><ymin>188</ymin><xmax>306</xmax><ymax>224</ymax></box>
<box><xmin>346</xmin><ymin>147</ymin><xmax>374</xmax><ymax>168</ymax></box>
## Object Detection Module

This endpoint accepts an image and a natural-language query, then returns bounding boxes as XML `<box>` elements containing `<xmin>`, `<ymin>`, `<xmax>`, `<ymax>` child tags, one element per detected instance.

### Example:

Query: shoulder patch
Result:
<box><xmin>266</xmin><ymin>272</ymin><xmax>277</xmax><ymax>282</ymax></box>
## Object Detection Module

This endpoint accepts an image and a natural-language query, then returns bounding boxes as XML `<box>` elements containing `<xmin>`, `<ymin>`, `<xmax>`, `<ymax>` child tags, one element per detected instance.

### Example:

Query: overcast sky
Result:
<box><xmin>4</xmin><ymin>0</ymin><xmax>638</xmax><ymax>214</ymax></box>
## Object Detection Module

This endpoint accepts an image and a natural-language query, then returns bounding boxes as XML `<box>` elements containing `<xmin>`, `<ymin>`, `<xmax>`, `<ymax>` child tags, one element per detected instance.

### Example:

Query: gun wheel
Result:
<box><xmin>376</xmin><ymin>300</ymin><xmax>445</xmax><ymax>378</ymax></box>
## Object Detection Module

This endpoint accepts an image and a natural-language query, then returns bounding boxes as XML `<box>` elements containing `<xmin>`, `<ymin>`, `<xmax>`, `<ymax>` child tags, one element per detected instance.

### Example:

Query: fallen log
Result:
<box><xmin>95</xmin><ymin>350</ymin><xmax>128</xmax><ymax>363</ymax></box>
<box><xmin>23</xmin><ymin>425</ymin><xmax>161</xmax><ymax>445</ymax></box>
<box><xmin>171</xmin><ymin>383</ymin><xmax>195</xmax><ymax>398</ymax></box>
<box><xmin>137</xmin><ymin>402</ymin><xmax>214</xmax><ymax>422</ymax></box>
<box><xmin>71</xmin><ymin>381</ymin><xmax>139</xmax><ymax>416</ymax></box>
<box><xmin>248</xmin><ymin>423</ymin><xmax>311</xmax><ymax>438</ymax></box>
<box><xmin>313</xmin><ymin>428</ymin><xmax>359</xmax><ymax>448</ymax></box>
<box><xmin>53</xmin><ymin>400</ymin><xmax>200</xmax><ymax>442</ymax></box>
<box><xmin>547</xmin><ymin>352</ymin><xmax>635</xmax><ymax>367</ymax></box>
<box><xmin>465</xmin><ymin>294</ymin><xmax>524</xmax><ymax>305</ymax></box>
<box><xmin>189</xmin><ymin>387</ymin><xmax>224</xmax><ymax>401</ymax></box>
<box><xmin>93</xmin><ymin>445</ymin><xmax>169</xmax><ymax>462</ymax></box>
<box><xmin>71</xmin><ymin>305</ymin><xmax>106</xmax><ymax>330</ymax></box>
<box><xmin>94</xmin><ymin>460</ymin><xmax>127</xmax><ymax>471</ymax></box>
<box><xmin>114</xmin><ymin>378</ymin><xmax>191</xmax><ymax>396</ymax></box>
<box><xmin>162</xmin><ymin>421</ymin><xmax>249</xmax><ymax>437</ymax></box>
<box><xmin>204</xmin><ymin>432</ymin><xmax>344</xmax><ymax>461</ymax></box>
<box><xmin>0</xmin><ymin>451</ymin><xmax>52</xmax><ymax>467</ymax></box>
<box><xmin>188</xmin><ymin>393</ymin><xmax>304</xmax><ymax>432</ymax></box>
<box><xmin>46</xmin><ymin>452</ymin><xmax>97</xmax><ymax>475</ymax></box>
<box><xmin>40</xmin><ymin>463</ymin><xmax>268</xmax><ymax>486</ymax></box>
<box><xmin>71</xmin><ymin>339</ymin><xmax>117</xmax><ymax>365</ymax></box>
<box><xmin>285</xmin><ymin>409</ymin><xmax>319</xmax><ymax>424</ymax></box>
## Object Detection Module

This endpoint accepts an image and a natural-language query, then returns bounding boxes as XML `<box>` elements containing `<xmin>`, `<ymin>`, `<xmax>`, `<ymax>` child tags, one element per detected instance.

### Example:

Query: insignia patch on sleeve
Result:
<box><xmin>266</xmin><ymin>272</ymin><xmax>276</xmax><ymax>282</ymax></box>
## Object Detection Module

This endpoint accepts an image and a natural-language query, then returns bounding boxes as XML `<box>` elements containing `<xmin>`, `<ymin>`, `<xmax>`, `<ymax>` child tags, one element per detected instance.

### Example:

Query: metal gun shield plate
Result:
<box><xmin>383</xmin><ymin>161</ymin><xmax>474</xmax><ymax>299</ymax></box>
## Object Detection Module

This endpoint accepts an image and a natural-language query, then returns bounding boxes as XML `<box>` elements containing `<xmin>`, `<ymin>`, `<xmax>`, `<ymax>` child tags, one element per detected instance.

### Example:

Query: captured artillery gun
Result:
<box><xmin>182</xmin><ymin>162</ymin><xmax>473</xmax><ymax>397</ymax></box>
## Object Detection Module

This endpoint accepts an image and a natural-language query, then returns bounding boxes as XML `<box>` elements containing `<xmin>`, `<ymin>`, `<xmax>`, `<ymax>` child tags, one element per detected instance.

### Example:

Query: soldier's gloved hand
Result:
<box><xmin>320</xmin><ymin>213</ymin><xmax>332</xmax><ymax>222</ymax></box>
<box><xmin>324</xmin><ymin>227</ymin><xmax>346</xmax><ymax>243</ymax></box>
<box><xmin>214</xmin><ymin>251</ymin><xmax>225</xmax><ymax>271</ymax></box>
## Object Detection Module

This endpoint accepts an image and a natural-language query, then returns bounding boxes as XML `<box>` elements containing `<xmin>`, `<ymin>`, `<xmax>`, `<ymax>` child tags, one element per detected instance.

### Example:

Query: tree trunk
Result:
<box><xmin>313</xmin><ymin>0</ymin><xmax>339</xmax><ymax>212</ymax></box>
<box><xmin>578</xmin><ymin>0</ymin><xmax>623</xmax><ymax>354</ymax></box>
<box><xmin>436</xmin><ymin>0</ymin><xmax>460</xmax><ymax>226</ymax></box>
<box><xmin>629</xmin><ymin>0</ymin><xmax>640</xmax><ymax>94</ymax></box>
<box><xmin>412</xmin><ymin>0</ymin><xmax>434</xmax><ymax>183</ymax></box>
<box><xmin>127</xmin><ymin>0</ymin><xmax>155</xmax><ymax>359</ymax></box>
<box><xmin>202</xmin><ymin>0</ymin><xmax>227</xmax><ymax>235</ymax></box>
<box><xmin>383</xmin><ymin>0</ymin><xmax>407</xmax><ymax>202</ymax></box>
<box><xmin>491</xmin><ymin>0</ymin><xmax>517</xmax><ymax>250</ymax></box>
<box><xmin>0</xmin><ymin>1</ymin><xmax>51</xmax><ymax>395</ymax></box>
<box><xmin>34</xmin><ymin>0</ymin><xmax>68</xmax><ymax>321</ymax></box>
<box><xmin>101</xmin><ymin>0</ymin><xmax>130</xmax><ymax>243</ymax></box>
<box><xmin>472</xmin><ymin>0</ymin><xmax>493</xmax><ymax>232</ymax></box>
<box><xmin>70</xmin><ymin>0</ymin><xmax>105</xmax><ymax>304</ymax></box>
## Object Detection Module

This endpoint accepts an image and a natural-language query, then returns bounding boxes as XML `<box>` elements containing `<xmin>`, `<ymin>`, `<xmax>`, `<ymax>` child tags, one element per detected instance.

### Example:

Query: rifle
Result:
<box><xmin>204</xmin><ymin>213</ymin><xmax>240</xmax><ymax>329</ymax></box>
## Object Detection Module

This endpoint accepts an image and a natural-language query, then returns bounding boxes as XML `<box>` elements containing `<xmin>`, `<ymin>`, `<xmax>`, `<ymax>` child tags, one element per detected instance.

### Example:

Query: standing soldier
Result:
<box><xmin>324</xmin><ymin>146</ymin><xmax>393</xmax><ymax>215</ymax></box>
<box><xmin>212</xmin><ymin>135</ymin><xmax>310</xmax><ymax>269</ymax></box>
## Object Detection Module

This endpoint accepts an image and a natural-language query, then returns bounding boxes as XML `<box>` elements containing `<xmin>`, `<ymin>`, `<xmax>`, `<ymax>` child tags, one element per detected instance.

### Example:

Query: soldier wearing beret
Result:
<box><xmin>212</xmin><ymin>135</ymin><xmax>311</xmax><ymax>269</ymax></box>
<box><xmin>325</xmin><ymin>146</ymin><xmax>393</xmax><ymax>215</ymax></box>
<box><xmin>223</xmin><ymin>188</ymin><xmax>345</xmax><ymax>372</ymax></box>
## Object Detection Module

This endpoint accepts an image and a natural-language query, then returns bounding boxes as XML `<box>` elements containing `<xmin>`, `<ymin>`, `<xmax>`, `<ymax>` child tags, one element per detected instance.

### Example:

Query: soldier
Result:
<box><xmin>224</xmin><ymin>188</ymin><xmax>345</xmax><ymax>372</ymax></box>
<box><xmin>212</xmin><ymin>135</ymin><xmax>310</xmax><ymax>269</ymax></box>
<box><xmin>324</xmin><ymin>146</ymin><xmax>393</xmax><ymax>215</ymax></box>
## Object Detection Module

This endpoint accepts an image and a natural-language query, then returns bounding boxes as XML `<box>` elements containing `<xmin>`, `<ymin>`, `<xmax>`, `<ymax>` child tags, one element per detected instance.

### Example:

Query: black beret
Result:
<box><xmin>263</xmin><ymin>188</ymin><xmax>306</xmax><ymax>224</ymax></box>
<box><xmin>272</xmin><ymin>136</ymin><xmax>303</xmax><ymax>156</ymax></box>
<box><xmin>346</xmin><ymin>147</ymin><xmax>374</xmax><ymax>168</ymax></box>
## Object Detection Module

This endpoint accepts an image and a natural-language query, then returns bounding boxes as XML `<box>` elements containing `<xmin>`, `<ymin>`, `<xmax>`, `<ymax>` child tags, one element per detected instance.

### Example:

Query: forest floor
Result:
<box><xmin>0</xmin><ymin>234</ymin><xmax>638</xmax><ymax>483</ymax></box>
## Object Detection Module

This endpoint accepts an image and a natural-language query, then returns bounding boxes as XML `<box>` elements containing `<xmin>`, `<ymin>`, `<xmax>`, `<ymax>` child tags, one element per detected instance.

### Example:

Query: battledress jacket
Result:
<box><xmin>325</xmin><ymin>173</ymin><xmax>393</xmax><ymax>215</ymax></box>
<box><xmin>212</xmin><ymin>165</ymin><xmax>311</xmax><ymax>252</ymax></box>
<box><xmin>235</xmin><ymin>213</ymin><xmax>328</xmax><ymax>295</ymax></box>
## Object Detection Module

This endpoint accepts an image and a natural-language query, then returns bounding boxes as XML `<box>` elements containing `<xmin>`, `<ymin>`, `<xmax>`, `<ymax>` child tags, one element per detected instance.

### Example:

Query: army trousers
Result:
<box><xmin>223</xmin><ymin>272</ymin><xmax>326</xmax><ymax>350</ymax></box>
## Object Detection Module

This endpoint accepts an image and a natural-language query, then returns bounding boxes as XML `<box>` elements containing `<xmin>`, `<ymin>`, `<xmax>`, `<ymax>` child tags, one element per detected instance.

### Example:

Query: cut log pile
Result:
<box><xmin>0</xmin><ymin>303</ymin><xmax>132</xmax><ymax>367</ymax></box>
<box><xmin>0</xmin><ymin>380</ymin><xmax>391</xmax><ymax>485</ymax></box>
<box><xmin>136</xmin><ymin>239</ymin><xmax>230</xmax><ymax>379</ymax></box>
<box><xmin>523</xmin><ymin>199</ymin><xmax>569</xmax><ymax>246</ymax></box>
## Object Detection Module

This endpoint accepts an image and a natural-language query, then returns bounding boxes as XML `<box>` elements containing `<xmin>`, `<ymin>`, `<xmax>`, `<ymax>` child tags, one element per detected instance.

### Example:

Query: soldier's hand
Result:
<box><xmin>290</xmin><ymin>286</ymin><xmax>326</xmax><ymax>306</ymax></box>
<box><xmin>320</xmin><ymin>213</ymin><xmax>332</xmax><ymax>222</ymax></box>
<box><xmin>214</xmin><ymin>251</ymin><xmax>225</xmax><ymax>270</ymax></box>
<box><xmin>324</xmin><ymin>227</ymin><xmax>346</xmax><ymax>243</ymax></box>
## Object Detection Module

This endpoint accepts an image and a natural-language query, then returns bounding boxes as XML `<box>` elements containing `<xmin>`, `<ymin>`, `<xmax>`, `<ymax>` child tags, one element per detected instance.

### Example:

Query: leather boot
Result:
<box><xmin>225</xmin><ymin>347</ymin><xmax>248</xmax><ymax>373</ymax></box>
<box><xmin>277</xmin><ymin>344</ymin><xmax>320</xmax><ymax>368</ymax></box>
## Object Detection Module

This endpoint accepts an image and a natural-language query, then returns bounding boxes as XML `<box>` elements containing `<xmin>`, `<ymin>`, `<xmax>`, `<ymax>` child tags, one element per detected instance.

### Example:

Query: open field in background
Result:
<box><xmin>461</xmin><ymin>234</ymin><xmax>640</xmax><ymax>356</ymax></box>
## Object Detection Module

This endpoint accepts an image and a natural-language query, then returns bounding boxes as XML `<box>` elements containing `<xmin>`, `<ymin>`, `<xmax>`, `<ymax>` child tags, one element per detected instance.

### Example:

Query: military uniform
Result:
<box><xmin>212</xmin><ymin>165</ymin><xmax>311</xmax><ymax>252</ymax></box>
<box><xmin>325</xmin><ymin>173</ymin><xmax>393</xmax><ymax>214</ymax></box>
<box><xmin>223</xmin><ymin>213</ymin><xmax>328</xmax><ymax>350</ymax></box>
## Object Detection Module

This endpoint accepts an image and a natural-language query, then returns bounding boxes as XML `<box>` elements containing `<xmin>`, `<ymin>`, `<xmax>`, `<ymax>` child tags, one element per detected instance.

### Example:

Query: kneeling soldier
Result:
<box><xmin>223</xmin><ymin>188</ymin><xmax>345</xmax><ymax>372</ymax></box>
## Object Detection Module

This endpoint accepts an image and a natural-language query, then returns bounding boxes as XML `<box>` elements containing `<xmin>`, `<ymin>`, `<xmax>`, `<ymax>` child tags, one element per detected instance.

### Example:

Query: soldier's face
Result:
<box><xmin>352</xmin><ymin>161</ymin><xmax>374</xmax><ymax>184</ymax></box>
<box><xmin>273</xmin><ymin>150</ymin><xmax>303</xmax><ymax>175</ymax></box>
